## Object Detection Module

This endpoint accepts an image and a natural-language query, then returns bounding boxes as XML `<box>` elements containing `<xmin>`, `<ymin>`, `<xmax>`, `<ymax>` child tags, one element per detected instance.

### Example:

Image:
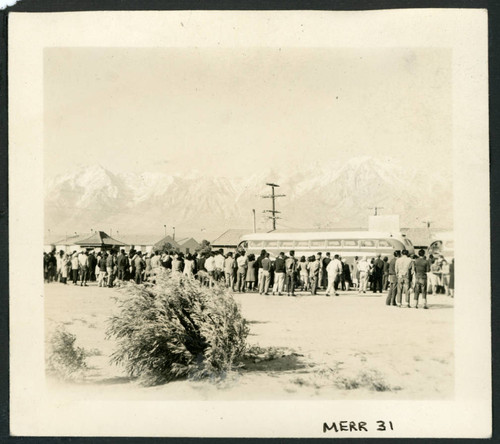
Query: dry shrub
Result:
<box><xmin>106</xmin><ymin>270</ymin><xmax>249</xmax><ymax>385</ymax></box>
<box><xmin>334</xmin><ymin>369</ymin><xmax>392</xmax><ymax>392</ymax></box>
<box><xmin>46</xmin><ymin>326</ymin><xmax>88</xmax><ymax>380</ymax></box>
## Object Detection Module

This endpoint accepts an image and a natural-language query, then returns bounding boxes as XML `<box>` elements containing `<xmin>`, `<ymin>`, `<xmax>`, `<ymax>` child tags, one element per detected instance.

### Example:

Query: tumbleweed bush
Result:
<box><xmin>106</xmin><ymin>269</ymin><xmax>249</xmax><ymax>385</ymax></box>
<box><xmin>46</xmin><ymin>326</ymin><xmax>88</xmax><ymax>380</ymax></box>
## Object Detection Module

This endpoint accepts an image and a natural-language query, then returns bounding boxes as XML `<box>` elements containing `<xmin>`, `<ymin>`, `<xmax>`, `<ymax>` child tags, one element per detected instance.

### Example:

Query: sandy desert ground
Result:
<box><xmin>44</xmin><ymin>281</ymin><xmax>454</xmax><ymax>400</ymax></box>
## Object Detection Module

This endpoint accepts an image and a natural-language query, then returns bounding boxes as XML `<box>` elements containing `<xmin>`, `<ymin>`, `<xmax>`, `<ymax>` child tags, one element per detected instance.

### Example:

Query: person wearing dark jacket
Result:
<box><xmin>372</xmin><ymin>254</ymin><xmax>384</xmax><ymax>293</ymax></box>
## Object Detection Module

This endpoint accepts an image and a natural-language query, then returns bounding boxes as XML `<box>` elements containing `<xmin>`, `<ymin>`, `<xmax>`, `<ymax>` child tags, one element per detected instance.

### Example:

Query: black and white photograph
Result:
<box><xmin>8</xmin><ymin>9</ymin><xmax>491</xmax><ymax>438</ymax></box>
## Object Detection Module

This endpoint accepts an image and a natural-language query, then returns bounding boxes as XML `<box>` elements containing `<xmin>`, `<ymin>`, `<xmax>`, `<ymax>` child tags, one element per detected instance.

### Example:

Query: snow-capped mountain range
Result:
<box><xmin>44</xmin><ymin>156</ymin><xmax>453</xmax><ymax>237</ymax></box>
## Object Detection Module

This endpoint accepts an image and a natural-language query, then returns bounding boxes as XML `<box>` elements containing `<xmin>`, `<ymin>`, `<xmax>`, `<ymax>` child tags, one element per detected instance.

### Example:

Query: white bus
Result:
<box><xmin>237</xmin><ymin>231</ymin><xmax>414</xmax><ymax>263</ymax></box>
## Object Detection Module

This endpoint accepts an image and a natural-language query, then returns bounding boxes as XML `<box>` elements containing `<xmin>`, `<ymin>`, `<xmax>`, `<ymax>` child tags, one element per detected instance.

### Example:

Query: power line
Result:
<box><xmin>261</xmin><ymin>183</ymin><xmax>285</xmax><ymax>231</ymax></box>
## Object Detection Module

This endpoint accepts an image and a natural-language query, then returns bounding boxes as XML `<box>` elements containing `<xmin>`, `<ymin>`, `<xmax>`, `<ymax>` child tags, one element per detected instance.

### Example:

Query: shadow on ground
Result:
<box><xmin>240</xmin><ymin>346</ymin><xmax>306</xmax><ymax>372</ymax></box>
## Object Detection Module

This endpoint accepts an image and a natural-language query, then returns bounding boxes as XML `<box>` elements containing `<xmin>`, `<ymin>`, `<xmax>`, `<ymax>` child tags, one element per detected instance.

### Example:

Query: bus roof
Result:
<box><xmin>240</xmin><ymin>231</ymin><xmax>406</xmax><ymax>242</ymax></box>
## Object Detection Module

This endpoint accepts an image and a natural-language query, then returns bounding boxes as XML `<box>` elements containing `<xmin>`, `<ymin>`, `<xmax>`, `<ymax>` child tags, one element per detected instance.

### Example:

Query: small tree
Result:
<box><xmin>197</xmin><ymin>239</ymin><xmax>212</xmax><ymax>255</ymax></box>
<box><xmin>106</xmin><ymin>269</ymin><xmax>248</xmax><ymax>385</ymax></box>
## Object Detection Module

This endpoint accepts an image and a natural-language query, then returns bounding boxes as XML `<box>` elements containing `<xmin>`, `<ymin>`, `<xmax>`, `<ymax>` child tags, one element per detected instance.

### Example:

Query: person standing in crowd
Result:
<box><xmin>372</xmin><ymin>254</ymin><xmax>384</xmax><ymax>293</ymax></box>
<box><xmin>59</xmin><ymin>252</ymin><xmax>69</xmax><ymax>284</ymax></box>
<box><xmin>192</xmin><ymin>253</ymin><xmax>199</xmax><ymax>276</ymax></box>
<box><xmin>87</xmin><ymin>250</ymin><xmax>97</xmax><ymax>282</ymax></box>
<box><xmin>439</xmin><ymin>256</ymin><xmax>450</xmax><ymax>296</ymax></box>
<box><xmin>149</xmin><ymin>252</ymin><xmax>160</xmax><ymax>281</ymax></box>
<box><xmin>326</xmin><ymin>254</ymin><xmax>343</xmax><ymax>297</ymax></box>
<box><xmin>56</xmin><ymin>251</ymin><xmax>64</xmax><ymax>283</ymax></box>
<box><xmin>351</xmin><ymin>256</ymin><xmax>359</xmax><ymax>291</ymax></box>
<box><xmin>308</xmin><ymin>255</ymin><xmax>320</xmax><ymax>295</ymax></box>
<box><xmin>129</xmin><ymin>249</ymin><xmax>137</xmax><ymax>281</ymax></box>
<box><xmin>298</xmin><ymin>256</ymin><xmax>309</xmax><ymax>291</ymax></box>
<box><xmin>255</xmin><ymin>249</ymin><xmax>267</xmax><ymax>291</ymax></box>
<box><xmin>47</xmin><ymin>251</ymin><xmax>57</xmax><ymax>282</ymax></box>
<box><xmin>259</xmin><ymin>252</ymin><xmax>272</xmax><ymax>295</ymax></box>
<box><xmin>224</xmin><ymin>252</ymin><xmax>235</xmax><ymax>289</ymax></box>
<box><xmin>339</xmin><ymin>257</ymin><xmax>346</xmax><ymax>291</ymax></box>
<box><xmin>71</xmin><ymin>251</ymin><xmax>79</xmax><ymax>285</ymax></box>
<box><xmin>161</xmin><ymin>250</ymin><xmax>172</xmax><ymax>270</ymax></box>
<box><xmin>196</xmin><ymin>252</ymin><xmax>206</xmax><ymax>276</ymax></box>
<box><xmin>214</xmin><ymin>249</ymin><xmax>225</xmax><ymax>282</ymax></box>
<box><xmin>396</xmin><ymin>249</ymin><xmax>413</xmax><ymax>307</ymax></box>
<box><xmin>342</xmin><ymin>258</ymin><xmax>352</xmax><ymax>291</ymax></box>
<box><xmin>116</xmin><ymin>249</ymin><xmax>126</xmax><ymax>281</ymax></box>
<box><xmin>382</xmin><ymin>256</ymin><xmax>389</xmax><ymax>291</ymax></box>
<box><xmin>246</xmin><ymin>254</ymin><xmax>256</xmax><ymax>291</ymax></box>
<box><xmin>385</xmin><ymin>250</ymin><xmax>400</xmax><ymax>305</ymax></box>
<box><xmin>321</xmin><ymin>252</ymin><xmax>331</xmax><ymax>289</ymax></box>
<box><xmin>408</xmin><ymin>254</ymin><xmax>417</xmax><ymax>299</ymax></box>
<box><xmin>236</xmin><ymin>251</ymin><xmax>248</xmax><ymax>292</ymax></box>
<box><xmin>430</xmin><ymin>257</ymin><xmax>442</xmax><ymax>294</ymax></box>
<box><xmin>357</xmin><ymin>256</ymin><xmax>369</xmax><ymax>294</ymax></box>
<box><xmin>316</xmin><ymin>252</ymin><xmax>323</xmax><ymax>290</ymax></box>
<box><xmin>144</xmin><ymin>253</ymin><xmax>152</xmax><ymax>281</ymax></box>
<box><xmin>97</xmin><ymin>253</ymin><xmax>107</xmax><ymax>287</ymax></box>
<box><xmin>183</xmin><ymin>253</ymin><xmax>195</xmax><ymax>277</ymax></box>
<box><xmin>107</xmin><ymin>250</ymin><xmax>116</xmax><ymax>287</ymax></box>
<box><xmin>43</xmin><ymin>252</ymin><xmax>48</xmax><ymax>282</ymax></box>
<box><xmin>78</xmin><ymin>250</ymin><xmax>89</xmax><ymax>287</ymax></box>
<box><xmin>134</xmin><ymin>251</ymin><xmax>145</xmax><ymax>284</ymax></box>
<box><xmin>204</xmin><ymin>252</ymin><xmax>216</xmax><ymax>286</ymax></box>
<box><xmin>285</xmin><ymin>250</ymin><xmax>297</xmax><ymax>296</ymax></box>
<box><xmin>413</xmin><ymin>249</ymin><xmax>430</xmax><ymax>309</ymax></box>
<box><xmin>449</xmin><ymin>258</ymin><xmax>454</xmax><ymax>297</ymax></box>
<box><xmin>170</xmin><ymin>253</ymin><xmax>181</xmax><ymax>274</ymax></box>
<box><xmin>272</xmin><ymin>252</ymin><xmax>286</xmax><ymax>295</ymax></box>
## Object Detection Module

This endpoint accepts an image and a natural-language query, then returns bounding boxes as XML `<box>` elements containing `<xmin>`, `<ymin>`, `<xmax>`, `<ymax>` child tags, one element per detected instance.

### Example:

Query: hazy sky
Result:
<box><xmin>44</xmin><ymin>47</ymin><xmax>452</xmax><ymax>179</ymax></box>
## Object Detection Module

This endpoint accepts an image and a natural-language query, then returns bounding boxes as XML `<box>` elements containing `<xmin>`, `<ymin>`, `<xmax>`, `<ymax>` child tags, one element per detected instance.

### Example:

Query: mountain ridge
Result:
<box><xmin>44</xmin><ymin>156</ymin><xmax>453</xmax><ymax>236</ymax></box>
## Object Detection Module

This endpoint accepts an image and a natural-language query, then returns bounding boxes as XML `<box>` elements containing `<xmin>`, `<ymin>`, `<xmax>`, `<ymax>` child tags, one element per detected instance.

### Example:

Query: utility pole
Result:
<box><xmin>368</xmin><ymin>206</ymin><xmax>384</xmax><ymax>216</ymax></box>
<box><xmin>172</xmin><ymin>226</ymin><xmax>176</xmax><ymax>241</ymax></box>
<box><xmin>262</xmin><ymin>183</ymin><xmax>286</xmax><ymax>231</ymax></box>
<box><xmin>252</xmin><ymin>209</ymin><xmax>256</xmax><ymax>233</ymax></box>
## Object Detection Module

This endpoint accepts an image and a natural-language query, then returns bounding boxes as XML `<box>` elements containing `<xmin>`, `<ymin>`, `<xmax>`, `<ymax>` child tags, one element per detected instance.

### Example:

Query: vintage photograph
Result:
<box><xmin>9</xmin><ymin>9</ymin><xmax>490</xmax><ymax>438</ymax></box>
<box><xmin>43</xmin><ymin>46</ymin><xmax>455</xmax><ymax>400</ymax></box>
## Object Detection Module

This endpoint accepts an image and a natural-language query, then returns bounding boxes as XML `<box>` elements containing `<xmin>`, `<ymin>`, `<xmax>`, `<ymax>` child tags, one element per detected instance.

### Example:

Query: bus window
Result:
<box><xmin>280</xmin><ymin>240</ymin><xmax>294</xmax><ymax>248</ymax></box>
<box><xmin>378</xmin><ymin>240</ymin><xmax>390</xmax><ymax>247</ymax></box>
<box><xmin>249</xmin><ymin>240</ymin><xmax>262</xmax><ymax>248</ymax></box>
<box><xmin>310</xmin><ymin>240</ymin><xmax>326</xmax><ymax>247</ymax></box>
<box><xmin>264</xmin><ymin>240</ymin><xmax>278</xmax><ymax>247</ymax></box>
<box><xmin>359</xmin><ymin>240</ymin><xmax>376</xmax><ymax>247</ymax></box>
<box><xmin>343</xmin><ymin>240</ymin><xmax>358</xmax><ymax>247</ymax></box>
<box><xmin>326</xmin><ymin>240</ymin><xmax>341</xmax><ymax>247</ymax></box>
<box><xmin>295</xmin><ymin>240</ymin><xmax>309</xmax><ymax>247</ymax></box>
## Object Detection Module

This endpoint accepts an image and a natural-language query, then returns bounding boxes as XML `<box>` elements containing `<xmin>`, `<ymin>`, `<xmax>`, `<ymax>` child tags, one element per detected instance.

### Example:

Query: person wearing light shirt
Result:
<box><xmin>214</xmin><ymin>250</ymin><xmax>225</xmax><ymax>282</ymax></box>
<box><xmin>326</xmin><ymin>254</ymin><xmax>343</xmax><ymax>296</ymax></box>
<box><xmin>357</xmin><ymin>257</ymin><xmax>370</xmax><ymax>294</ymax></box>
<box><xmin>395</xmin><ymin>249</ymin><xmax>413</xmax><ymax>307</ymax></box>
<box><xmin>223</xmin><ymin>252</ymin><xmax>236</xmax><ymax>290</ymax></box>
<box><xmin>204</xmin><ymin>253</ymin><xmax>216</xmax><ymax>287</ymax></box>
<box><xmin>235</xmin><ymin>253</ymin><xmax>248</xmax><ymax>292</ymax></box>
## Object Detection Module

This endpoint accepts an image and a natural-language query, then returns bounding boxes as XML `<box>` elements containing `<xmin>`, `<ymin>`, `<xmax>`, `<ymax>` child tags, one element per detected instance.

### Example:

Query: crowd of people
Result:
<box><xmin>43</xmin><ymin>247</ymin><xmax>454</xmax><ymax>308</ymax></box>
